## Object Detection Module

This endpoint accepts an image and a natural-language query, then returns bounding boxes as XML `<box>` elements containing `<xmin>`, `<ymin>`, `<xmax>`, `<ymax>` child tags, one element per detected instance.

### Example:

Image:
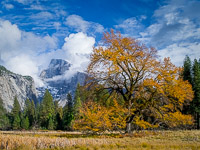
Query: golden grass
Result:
<box><xmin>0</xmin><ymin>130</ymin><xmax>199</xmax><ymax>150</ymax></box>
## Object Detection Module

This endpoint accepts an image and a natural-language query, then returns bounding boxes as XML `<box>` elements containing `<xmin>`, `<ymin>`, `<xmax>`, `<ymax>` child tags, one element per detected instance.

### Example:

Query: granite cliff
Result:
<box><xmin>0</xmin><ymin>66</ymin><xmax>37</xmax><ymax>111</ymax></box>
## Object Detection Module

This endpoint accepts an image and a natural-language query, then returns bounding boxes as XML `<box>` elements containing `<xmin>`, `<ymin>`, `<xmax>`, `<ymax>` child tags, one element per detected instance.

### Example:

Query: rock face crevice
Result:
<box><xmin>0</xmin><ymin>66</ymin><xmax>37</xmax><ymax>111</ymax></box>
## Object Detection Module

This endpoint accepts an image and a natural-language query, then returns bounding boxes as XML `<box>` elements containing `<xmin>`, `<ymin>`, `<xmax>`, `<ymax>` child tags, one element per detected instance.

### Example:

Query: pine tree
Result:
<box><xmin>54</xmin><ymin>100</ymin><xmax>63</xmax><ymax>130</ymax></box>
<box><xmin>182</xmin><ymin>56</ymin><xmax>193</xmax><ymax>114</ymax></box>
<box><xmin>192</xmin><ymin>59</ymin><xmax>200</xmax><ymax>129</ymax></box>
<box><xmin>12</xmin><ymin>114</ymin><xmax>21</xmax><ymax>130</ymax></box>
<box><xmin>0</xmin><ymin>97</ymin><xmax>9</xmax><ymax>129</ymax></box>
<box><xmin>198</xmin><ymin>58</ymin><xmax>200</xmax><ymax>65</ymax></box>
<box><xmin>74</xmin><ymin>83</ymin><xmax>82</xmax><ymax>118</ymax></box>
<box><xmin>11</xmin><ymin>97</ymin><xmax>21</xmax><ymax>116</ymax></box>
<box><xmin>21</xmin><ymin>99</ymin><xmax>30</xmax><ymax>130</ymax></box>
<box><xmin>33</xmin><ymin>102</ymin><xmax>40</xmax><ymax>129</ymax></box>
<box><xmin>11</xmin><ymin>97</ymin><xmax>21</xmax><ymax>130</ymax></box>
<box><xmin>63</xmin><ymin>93</ymin><xmax>74</xmax><ymax>130</ymax></box>
<box><xmin>29</xmin><ymin>100</ymin><xmax>36</xmax><ymax>128</ymax></box>
<box><xmin>183</xmin><ymin>55</ymin><xmax>192</xmax><ymax>84</ymax></box>
<box><xmin>21</xmin><ymin>115</ymin><xmax>29</xmax><ymax>130</ymax></box>
<box><xmin>47</xmin><ymin>117</ymin><xmax>54</xmax><ymax>130</ymax></box>
<box><xmin>24</xmin><ymin>99</ymin><xmax>31</xmax><ymax>113</ymax></box>
<box><xmin>23</xmin><ymin>99</ymin><xmax>31</xmax><ymax>123</ymax></box>
<box><xmin>39</xmin><ymin>89</ymin><xmax>55</xmax><ymax>129</ymax></box>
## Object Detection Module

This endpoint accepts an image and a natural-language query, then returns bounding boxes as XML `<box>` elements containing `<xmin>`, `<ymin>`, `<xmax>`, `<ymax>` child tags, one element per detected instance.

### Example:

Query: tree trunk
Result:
<box><xmin>125</xmin><ymin>100</ymin><xmax>132</xmax><ymax>134</ymax></box>
<box><xmin>125</xmin><ymin>122</ymin><xmax>132</xmax><ymax>133</ymax></box>
<box><xmin>125</xmin><ymin>99</ymin><xmax>133</xmax><ymax>133</ymax></box>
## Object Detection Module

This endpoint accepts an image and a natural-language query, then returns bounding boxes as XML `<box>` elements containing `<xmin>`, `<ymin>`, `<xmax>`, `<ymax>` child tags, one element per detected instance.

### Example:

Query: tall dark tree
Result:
<box><xmin>24</xmin><ymin>99</ymin><xmax>31</xmax><ymax>113</ymax></box>
<box><xmin>39</xmin><ymin>89</ymin><xmax>55</xmax><ymax>129</ymax></box>
<box><xmin>11</xmin><ymin>97</ymin><xmax>21</xmax><ymax>129</ymax></box>
<box><xmin>33</xmin><ymin>102</ymin><xmax>40</xmax><ymax>129</ymax></box>
<box><xmin>11</xmin><ymin>97</ymin><xmax>21</xmax><ymax>116</ymax></box>
<box><xmin>47</xmin><ymin>117</ymin><xmax>54</xmax><ymax>130</ymax></box>
<box><xmin>192</xmin><ymin>59</ymin><xmax>200</xmax><ymax>129</ymax></box>
<box><xmin>54</xmin><ymin>100</ymin><xmax>63</xmax><ymax>130</ymax></box>
<box><xmin>63</xmin><ymin>93</ymin><xmax>74</xmax><ymax>130</ymax></box>
<box><xmin>30</xmin><ymin>100</ymin><xmax>36</xmax><ymax>128</ymax></box>
<box><xmin>21</xmin><ymin>115</ymin><xmax>29</xmax><ymax>130</ymax></box>
<box><xmin>74</xmin><ymin>83</ymin><xmax>82</xmax><ymax>118</ymax></box>
<box><xmin>0</xmin><ymin>97</ymin><xmax>9</xmax><ymax>129</ymax></box>
<box><xmin>21</xmin><ymin>99</ymin><xmax>36</xmax><ymax>129</ymax></box>
<box><xmin>182</xmin><ymin>56</ymin><xmax>193</xmax><ymax>115</ymax></box>
<box><xmin>182</xmin><ymin>55</ymin><xmax>192</xmax><ymax>84</ymax></box>
<box><xmin>12</xmin><ymin>114</ymin><xmax>21</xmax><ymax>130</ymax></box>
<box><xmin>23</xmin><ymin>99</ymin><xmax>31</xmax><ymax>122</ymax></box>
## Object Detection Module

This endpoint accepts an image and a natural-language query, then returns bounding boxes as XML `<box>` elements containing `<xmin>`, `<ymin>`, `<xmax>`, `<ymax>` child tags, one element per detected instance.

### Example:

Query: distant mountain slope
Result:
<box><xmin>37</xmin><ymin>59</ymin><xmax>87</xmax><ymax>106</ymax></box>
<box><xmin>0</xmin><ymin>66</ymin><xmax>37</xmax><ymax>111</ymax></box>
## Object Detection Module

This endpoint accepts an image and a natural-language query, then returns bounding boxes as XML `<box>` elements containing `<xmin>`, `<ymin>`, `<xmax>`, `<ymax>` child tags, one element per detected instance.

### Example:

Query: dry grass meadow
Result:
<box><xmin>0</xmin><ymin>130</ymin><xmax>199</xmax><ymax>150</ymax></box>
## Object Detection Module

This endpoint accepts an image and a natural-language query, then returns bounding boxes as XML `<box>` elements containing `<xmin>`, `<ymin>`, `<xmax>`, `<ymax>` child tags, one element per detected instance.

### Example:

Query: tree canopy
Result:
<box><xmin>87</xmin><ymin>30</ymin><xmax>194</xmax><ymax>133</ymax></box>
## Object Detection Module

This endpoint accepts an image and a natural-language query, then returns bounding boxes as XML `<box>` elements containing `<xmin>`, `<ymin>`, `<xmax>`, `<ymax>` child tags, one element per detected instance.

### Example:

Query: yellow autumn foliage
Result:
<box><xmin>73</xmin><ymin>101</ymin><xmax>111</xmax><ymax>132</ymax></box>
<box><xmin>109</xmin><ymin>99</ymin><xmax>127</xmax><ymax>130</ymax></box>
<box><xmin>163</xmin><ymin>112</ymin><xmax>194</xmax><ymax>128</ymax></box>
<box><xmin>134</xmin><ymin>116</ymin><xmax>158</xmax><ymax>129</ymax></box>
<box><xmin>74</xmin><ymin>100</ymin><xmax>127</xmax><ymax>133</ymax></box>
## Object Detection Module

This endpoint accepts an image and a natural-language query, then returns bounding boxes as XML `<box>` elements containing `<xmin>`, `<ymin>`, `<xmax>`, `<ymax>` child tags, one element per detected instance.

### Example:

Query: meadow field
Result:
<box><xmin>0</xmin><ymin>130</ymin><xmax>199</xmax><ymax>150</ymax></box>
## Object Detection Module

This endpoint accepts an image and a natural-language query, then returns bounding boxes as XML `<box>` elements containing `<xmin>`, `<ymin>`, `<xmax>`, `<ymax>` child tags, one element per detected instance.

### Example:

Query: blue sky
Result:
<box><xmin>0</xmin><ymin>0</ymin><xmax>200</xmax><ymax>86</ymax></box>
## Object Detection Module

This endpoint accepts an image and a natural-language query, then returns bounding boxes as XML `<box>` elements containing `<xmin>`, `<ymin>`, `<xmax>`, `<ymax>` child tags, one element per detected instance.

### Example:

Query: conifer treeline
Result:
<box><xmin>182</xmin><ymin>56</ymin><xmax>200</xmax><ymax>129</ymax></box>
<box><xmin>0</xmin><ymin>84</ymin><xmax>82</xmax><ymax>130</ymax></box>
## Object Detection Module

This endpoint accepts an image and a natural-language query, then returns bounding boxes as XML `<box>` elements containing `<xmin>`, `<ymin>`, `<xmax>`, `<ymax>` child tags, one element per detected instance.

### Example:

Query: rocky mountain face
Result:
<box><xmin>37</xmin><ymin>59</ymin><xmax>87</xmax><ymax>106</ymax></box>
<box><xmin>40</xmin><ymin>59</ymin><xmax>71</xmax><ymax>79</ymax></box>
<box><xmin>0</xmin><ymin>66</ymin><xmax>37</xmax><ymax>112</ymax></box>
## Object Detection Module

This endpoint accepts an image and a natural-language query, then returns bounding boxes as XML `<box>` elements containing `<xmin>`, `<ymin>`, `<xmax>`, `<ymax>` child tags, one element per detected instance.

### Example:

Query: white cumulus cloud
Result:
<box><xmin>0</xmin><ymin>20</ymin><xmax>58</xmax><ymax>86</ymax></box>
<box><xmin>62</xmin><ymin>32</ymin><xmax>95</xmax><ymax>71</ymax></box>
<box><xmin>0</xmin><ymin>20</ymin><xmax>21</xmax><ymax>59</ymax></box>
